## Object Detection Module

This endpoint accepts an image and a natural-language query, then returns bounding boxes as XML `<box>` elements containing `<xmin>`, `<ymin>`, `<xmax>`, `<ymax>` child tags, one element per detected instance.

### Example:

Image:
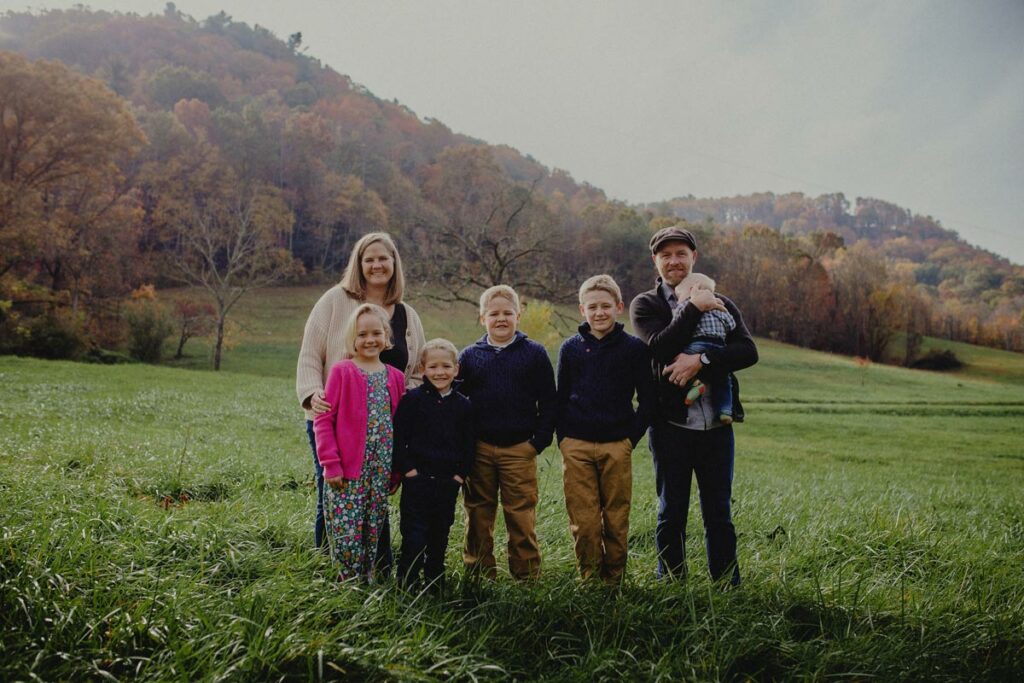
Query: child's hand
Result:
<box><xmin>690</xmin><ymin>288</ymin><xmax>726</xmax><ymax>313</ymax></box>
<box><xmin>404</xmin><ymin>469</ymin><xmax>418</xmax><ymax>478</ymax></box>
<box><xmin>325</xmin><ymin>475</ymin><xmax>347</xmax><ymax>490</ymax></box>
<box><xmin>453</xmin><ymin>475</ymin><xmax>464</xmax><ymax>485</ymax></box>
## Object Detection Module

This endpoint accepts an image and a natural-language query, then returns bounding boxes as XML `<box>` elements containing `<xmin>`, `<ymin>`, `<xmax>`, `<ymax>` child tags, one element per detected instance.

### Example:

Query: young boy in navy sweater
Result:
<box><xmin>556</xmin><ymin>275</ymin><xmax>654</xmax><ymax>583</ymax></box>
<box><xmin>393</xmin><ymin>338</ymin><xmax>475</xmax><ymax>589</ymax></box>
<box><xmin>458</xmin><ymin>285</ymin><xmax>557</xmax><ymax>580</ymax></box>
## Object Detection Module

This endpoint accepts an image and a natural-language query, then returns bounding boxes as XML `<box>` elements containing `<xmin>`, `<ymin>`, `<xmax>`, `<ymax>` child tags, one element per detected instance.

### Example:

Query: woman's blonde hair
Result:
<box><xmin>418</xmin><ymin>338</ymin><xmax>459</xmax><ymax>368</ymax></box>
<box><xmin>339</xmin><ymin>232</ymin><xmax>405</xmax><ymax>306</ymax></box>
<box><xmin>341</xmin><ymin>303</ymin><xmax>394</xmax><ymax>358</ymax></box>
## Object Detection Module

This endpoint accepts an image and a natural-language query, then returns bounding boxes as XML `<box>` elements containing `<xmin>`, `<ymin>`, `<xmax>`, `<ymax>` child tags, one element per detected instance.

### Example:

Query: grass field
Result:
<box><xmin>1</xmin><ymin>286</ymin><xmax>1023</xmax><ymax>680</ymax></box>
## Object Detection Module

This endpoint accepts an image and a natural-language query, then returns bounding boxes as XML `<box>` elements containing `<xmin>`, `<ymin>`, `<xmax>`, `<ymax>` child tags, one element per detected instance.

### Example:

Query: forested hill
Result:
<box><xmin>653</xmin><ymin>191</ymin><xmax>1018</xmax><ymax>281</ymax></box>
<box><xmin>1</xmin><ymin>6</ymin><xmax>1021</xmax><ymax>364</ymax></box>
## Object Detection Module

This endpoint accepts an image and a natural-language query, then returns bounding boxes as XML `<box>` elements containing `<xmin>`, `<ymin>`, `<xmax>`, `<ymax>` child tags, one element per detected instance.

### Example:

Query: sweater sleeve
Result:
<box><xmin>529</xmin><ymin>346</ymin><xmax>558</xmax><ymax>454</ymax></box>
<box><xmin>554</xmin><ymin>339</ymin><xmax>573</xmax><ymax>445</ymax></box>
<box><xmin>705</xmin><ymin>296</ymin><xmax>758</xmax><ymax>373</ymax></box>
<box><xmin>392</xmin><ymin>392</ymin><xmax>414</xmax><ymax>476</ymax></box>
<box><xmin>312</xmin><ymin>363</ymin><xmax>345</xmax><ymax>480</ymax></box>
<box><xmin>629</xmin><ymin>293</ymin><xmax>702</xmax><ymax>364</ymax></box>
<box><xmin>403</xmin><ymin>304</ymin><xmax>427</xmax><ymax>388</ymax></box>
<box><xmin>458</xmin><ymin>399</ymin><xmax>477</xmax><ymax>478</ymax></box>
<box><xmin>456</xmin><ymin>347</ymin><xmax>476</xmax><ymax>398</ymax></box>
<box><xmin>631</xmin><ymin>342</ymin><xmax>656</xmax><ymax>446</ymax></box>
<box><xmin>296</xmin><ymin>295</ymin><xmax>331</xmax><ymax>409</ymax></box>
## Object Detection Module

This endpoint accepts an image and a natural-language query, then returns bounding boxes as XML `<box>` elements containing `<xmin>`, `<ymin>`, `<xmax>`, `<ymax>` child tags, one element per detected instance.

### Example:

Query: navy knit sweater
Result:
<box><xmin>457</xmin><ymin>332</ymin><xmax>557</xmax><ymax>453</ymax></box>
<box><xmin>392</xmin><ymin>381</ymin><xmax>475</xmax><ymax>478</ymax></box>
<box><xmin>555</xmin><ymin>322</ymin><xmax>655</xmax><ymax>446</ymax></box>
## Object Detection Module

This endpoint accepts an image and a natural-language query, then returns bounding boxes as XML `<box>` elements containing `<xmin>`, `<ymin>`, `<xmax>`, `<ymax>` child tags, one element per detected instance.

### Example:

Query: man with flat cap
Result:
<box><xmin>629</xmin><ymin>226</ymin><xmax>758</xmax><ymax>585</ymax></box>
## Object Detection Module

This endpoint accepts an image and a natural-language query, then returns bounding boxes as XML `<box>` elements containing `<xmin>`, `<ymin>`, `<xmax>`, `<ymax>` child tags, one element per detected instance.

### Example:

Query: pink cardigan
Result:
<box><xmin>313</xmin><ymin>360</ymin><xmax>406</xmax><ymax>480</ymax></box>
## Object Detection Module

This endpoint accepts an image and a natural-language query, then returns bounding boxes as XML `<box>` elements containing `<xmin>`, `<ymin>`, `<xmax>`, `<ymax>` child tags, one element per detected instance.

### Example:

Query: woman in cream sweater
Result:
<box><xmin>296</xmin><ymin>232</ymin><xmax>426</xmax><ymax>565</ymax></box>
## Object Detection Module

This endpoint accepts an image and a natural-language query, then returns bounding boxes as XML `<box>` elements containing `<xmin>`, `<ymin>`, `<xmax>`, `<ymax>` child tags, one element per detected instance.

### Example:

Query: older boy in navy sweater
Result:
<box><xmin>394</xmin><ymin>339</ymin><xmax>475</xmax><ymax>589</ymax></box>
<box><xmin>458</xmin><ymin>285</ymin><xmax>557</xmax><ymax>580</ymax></box>
<box><xmin>556</xmin><ymin>274</ymin><xmax>654</xmax><ymax>582</ymax></box>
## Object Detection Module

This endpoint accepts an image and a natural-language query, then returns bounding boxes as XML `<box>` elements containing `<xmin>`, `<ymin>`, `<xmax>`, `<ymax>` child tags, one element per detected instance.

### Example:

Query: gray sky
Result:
<box><xmin>6</xmin><ymin>0</ymin><xmax>1024</xmax><ymax>263</ymax></box>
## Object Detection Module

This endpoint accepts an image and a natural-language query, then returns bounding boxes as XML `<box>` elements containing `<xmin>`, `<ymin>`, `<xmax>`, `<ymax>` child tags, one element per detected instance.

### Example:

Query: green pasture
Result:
<box><xmin>1</xmin><ymin>288</ymin><xmax>1023</xmax><ymax>680</ymax></box>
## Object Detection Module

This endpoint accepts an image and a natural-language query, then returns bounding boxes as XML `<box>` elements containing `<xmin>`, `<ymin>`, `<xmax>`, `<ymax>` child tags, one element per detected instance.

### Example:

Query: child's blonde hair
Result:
<box><xmin>478</xmin><ymin>284</ymin><xmax>521</xmax><ymax>315</ymax></box>
<box><xmin>341</xmin><ymin>303</ymin><xmax>394</xmax><ymax>357</ymax></box>
<box><xmin>339</xmin><ymin>232</ymin><xmax>406</xmax><ymax>306</ymax></box>
<box><xmin>677</xmin><ymin>272</ymin><xmax>716</xmax><ymax>296</ymax></box>
<box><xmin>578</xmin><ymin>274</ymin><xmax>623</xmax><ymax>305</ymax></box>
<box><xmin>418</xmin><ymin>338</ymin><xmax>459</xmax><ymax>367</ymax></box>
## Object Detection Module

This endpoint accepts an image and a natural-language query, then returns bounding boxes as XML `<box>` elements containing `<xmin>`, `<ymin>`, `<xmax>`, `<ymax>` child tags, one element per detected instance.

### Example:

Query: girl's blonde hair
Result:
<box><xmin>578</xmin><ymin>274</ymin><xmax>623</xmax><ymax>304</ymax></box>
<box><xmin>478</xmin><ymin>284</ymin><xmax>520</xmax><ymax>315</ymax></box>
<box><xmin>341</xmin><ymin>303</ymin><xmax>394</xmax><ymax>357</ymax></box>
<box><xmin>418</xmin><ymin>338</ymin><xmax>459</xmax><ymax>368</ymax></box>
<box><xmin>339</xmin><ymin>232</ymin><xmax>405</xmax><ymax>306</ymax></box>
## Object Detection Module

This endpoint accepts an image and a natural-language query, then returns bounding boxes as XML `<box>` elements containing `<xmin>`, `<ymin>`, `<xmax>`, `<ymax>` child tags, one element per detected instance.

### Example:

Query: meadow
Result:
<box><xmin>1</xmin><ymin>286</ymin><xmax>1022</xmax><ymax>681</ymax></box>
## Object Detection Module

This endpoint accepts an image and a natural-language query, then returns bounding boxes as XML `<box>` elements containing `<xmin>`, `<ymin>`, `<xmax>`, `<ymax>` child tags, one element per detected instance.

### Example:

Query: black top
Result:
<box><xmin>457</xmin><ymin>332</ymin><xmax>557</xmax><ymax>453</ymax></box>
<box><xmin>555</xmin><ymin>322</ymin><xmax>655</xmax><ymax>446</ymax></box>
<box><xmin>630</xmin><ymin>281</ymin><xmax>758</xmax><ymax>424</ymax></box>
<box><xmin>393</xmin><ymin>381</ymin><xmax>476</xmax><ymax>478</ymax></box>
<box><xmin>380</xmin><ymin>303</ymin><xmax>408</xmax><ymax>373</ymax></box>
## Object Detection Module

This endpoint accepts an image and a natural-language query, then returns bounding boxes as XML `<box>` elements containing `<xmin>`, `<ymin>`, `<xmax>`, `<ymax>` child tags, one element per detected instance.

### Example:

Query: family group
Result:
<box><xmin>296</xmin><ymin>227</ymin><xmax>758</xmax><ymax>589</ymax></box>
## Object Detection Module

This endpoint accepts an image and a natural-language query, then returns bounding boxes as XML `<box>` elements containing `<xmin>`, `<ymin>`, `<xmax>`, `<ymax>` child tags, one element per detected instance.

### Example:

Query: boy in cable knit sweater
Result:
<box><xmin>457</xmin><ymin>285</ymin><xmax>556</xmax><ymax>580</ymax></box>
<box><xmin>555</xmin><ymin>274</ymin><xmax>654</xmax><ymax>583</ymax></box>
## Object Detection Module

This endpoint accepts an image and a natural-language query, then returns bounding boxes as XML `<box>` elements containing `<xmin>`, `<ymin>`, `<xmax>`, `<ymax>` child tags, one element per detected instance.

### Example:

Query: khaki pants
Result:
<box><xmin>560</xmin><ymin>436</ymin><xmax>633</xmax><ymax>582</ymax></box>
<box><xmin>463</xmin><ymin>440</ymin><xmax>541</xmax><ymax>579</ymax></box>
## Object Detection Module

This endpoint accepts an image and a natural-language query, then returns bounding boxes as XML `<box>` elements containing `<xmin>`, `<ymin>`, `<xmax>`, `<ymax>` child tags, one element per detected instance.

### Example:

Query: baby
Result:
<box><xmin>674</xmin><ymin>273</ymin><xmax>737</xmax><ymax>425</ymax></box>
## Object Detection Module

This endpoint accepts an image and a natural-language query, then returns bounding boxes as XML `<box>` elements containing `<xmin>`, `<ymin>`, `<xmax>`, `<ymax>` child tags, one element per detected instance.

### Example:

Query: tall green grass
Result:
<box><xmin>2</xmin><ymin>290</ymin><xmax>1023</xmax><ymax>680</ymax></box>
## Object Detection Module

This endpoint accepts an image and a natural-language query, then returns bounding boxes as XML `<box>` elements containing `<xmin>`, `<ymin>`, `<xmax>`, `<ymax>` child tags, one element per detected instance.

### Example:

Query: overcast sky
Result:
<box><xmin>5</xmin><ymin>0</ymin><xmax>1024</xmax><ymax>263</ymax></box>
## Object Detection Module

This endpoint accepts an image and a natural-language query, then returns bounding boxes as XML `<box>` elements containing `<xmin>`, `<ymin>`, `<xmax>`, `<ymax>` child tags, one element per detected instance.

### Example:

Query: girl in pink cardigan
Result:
<box><xmin>314</xmin><ymin>304</ymin><xmax>405</xmax><ymax>581</ymax></box>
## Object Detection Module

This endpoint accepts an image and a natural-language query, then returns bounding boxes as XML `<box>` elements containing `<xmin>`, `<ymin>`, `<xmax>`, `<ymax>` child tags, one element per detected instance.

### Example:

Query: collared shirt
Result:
<box><xmin>660</xmin><ymin>281</ymin><xmax>685</xmax><ymax>319</ymax></box>
<box><xmin>681</xmin><ymin>299</ymin><xmax>736</xmax><ymax>340</ymax></box>
<box><xmin>486</xmin><ymin>335</ymin><xmax>516</xmax><ymax>351</ymax></box>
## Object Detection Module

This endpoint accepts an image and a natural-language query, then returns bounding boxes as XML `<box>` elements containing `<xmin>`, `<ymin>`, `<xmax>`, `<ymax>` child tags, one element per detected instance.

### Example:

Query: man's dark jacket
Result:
<box><xmin>630</xmin><ymin>280</ymin><xmax>758</xmax><ymax>425</ymax></box>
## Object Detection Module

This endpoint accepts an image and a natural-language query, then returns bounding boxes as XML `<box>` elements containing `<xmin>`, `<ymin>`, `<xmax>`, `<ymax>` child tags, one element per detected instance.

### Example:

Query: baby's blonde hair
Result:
<box><xmin>341</xmin><ymin>303</ymin><xmax>393</xmax><ymax>357</ymax></box>
<box><xmin>478</xmin><ymin>284</ymin><xmax>521</xmax><ymax>315</ymax></box>
<box><xmin>418</xmin><ymin>338</ymin><xmax>459</xmax><ymax>367</ymax></box>
<box><xmin>578</xmin><ymin>274</ymin><xmax>623</xmax><ymax>305</ymax></box>
<box><xmin>677</xmin><ymin>272</ymin><xmax>716</xmax><ymax>296</ymax></box>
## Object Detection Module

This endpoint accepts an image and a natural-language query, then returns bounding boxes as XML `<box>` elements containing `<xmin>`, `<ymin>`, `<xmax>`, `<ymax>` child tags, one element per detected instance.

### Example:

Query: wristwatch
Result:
<box><xmin>699</xmin><ymin>353</ymin><xmax>711</xmax><ymax>366</ymax></box>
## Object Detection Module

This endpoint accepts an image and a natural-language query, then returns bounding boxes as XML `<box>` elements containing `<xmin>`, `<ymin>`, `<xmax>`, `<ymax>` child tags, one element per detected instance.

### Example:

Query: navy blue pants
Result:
<box><xmin>649</xmin><ymin>422</ymin><xmax>740</xmax><ymax>585</ymax></box>
<box><xmin>397</xmin><ymin>473</ymin><xmax>461</xmax><ymax>587</ymax></box>
<box><xmin>306</xmin><ymin>421</ymin><xmax>392</xmax><ymax>573</ymax></box>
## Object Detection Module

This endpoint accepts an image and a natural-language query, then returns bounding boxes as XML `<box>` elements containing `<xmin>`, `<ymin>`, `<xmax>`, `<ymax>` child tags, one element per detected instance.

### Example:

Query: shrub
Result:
<box><xmin>20</xmin><ymin>309</ymin><xmax>89</xmax><ymax>360</ymax></box>
<box><xmin>519</xmin><ymin>298</ymin><xmax>562</xmax><ymax>348</ymax></box>
<box><xmin>910</xmin><ymin>349</ymin><xmax>963</xmax><ymax>371</ymax></box>
<box><xmin>124</xmin><ymin>299</ymin><xmax>174</xmax><ymax>363</ymax></box>
<box><xmin>82</xmin><ymin>348</ymin><xmax>135</xmax><ymax>365</ymax></box>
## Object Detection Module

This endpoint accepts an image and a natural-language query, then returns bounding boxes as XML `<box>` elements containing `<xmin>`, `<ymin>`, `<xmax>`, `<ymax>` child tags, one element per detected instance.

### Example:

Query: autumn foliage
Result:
<box><xmin>0</xmin><ymin>7</ymin><xmax>1020</xmax><ymax>366</ymax></box>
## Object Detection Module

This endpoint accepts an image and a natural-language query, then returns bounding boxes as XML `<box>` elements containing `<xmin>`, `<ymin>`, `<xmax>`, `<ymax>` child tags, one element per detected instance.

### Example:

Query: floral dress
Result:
<box><xmin>324</xmin><ymin>369</ymin><xmax>393</xmax><ymax>581</ymax></box>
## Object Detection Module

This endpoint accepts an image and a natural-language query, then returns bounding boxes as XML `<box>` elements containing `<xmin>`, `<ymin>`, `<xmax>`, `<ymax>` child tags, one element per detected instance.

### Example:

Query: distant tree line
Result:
<box><xmin>1</xmin><ymin>7</ymin><xmax>1020</xmax><ymax>368</ymax></box>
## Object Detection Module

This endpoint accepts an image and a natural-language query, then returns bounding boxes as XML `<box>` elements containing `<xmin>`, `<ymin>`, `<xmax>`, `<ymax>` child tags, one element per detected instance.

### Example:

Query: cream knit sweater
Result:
<box><xmin>295</xmin><ymin>285</ymin><xmax>425</xmax><ymax>420</ymax></box>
